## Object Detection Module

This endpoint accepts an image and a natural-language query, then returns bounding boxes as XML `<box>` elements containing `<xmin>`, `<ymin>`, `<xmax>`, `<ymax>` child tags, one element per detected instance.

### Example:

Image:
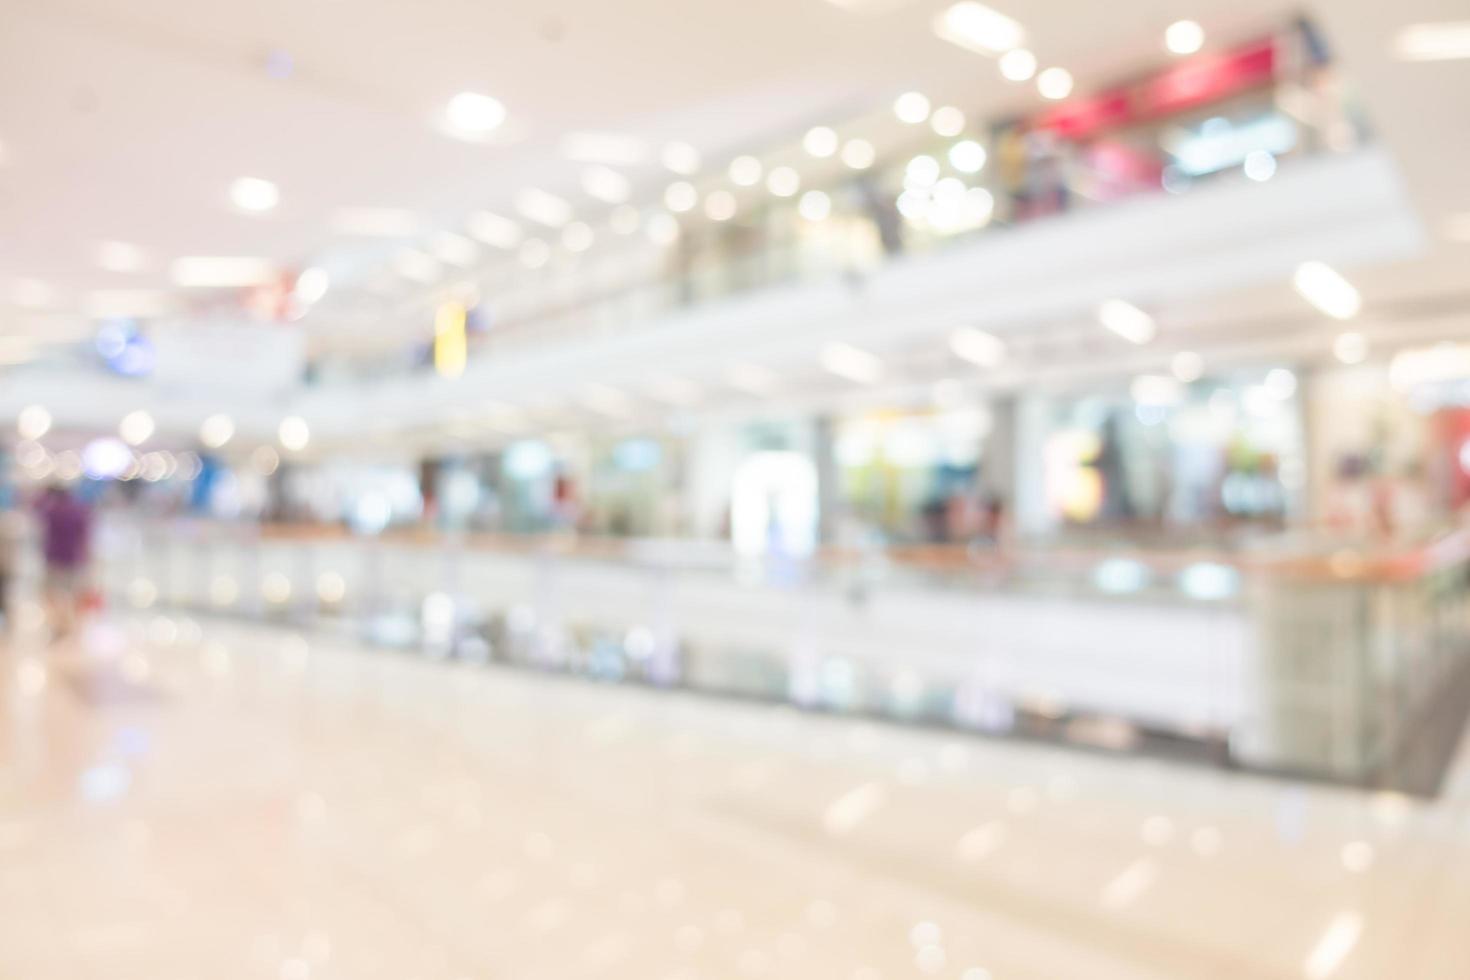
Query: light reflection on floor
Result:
<box><xmin>1</xmin><ymin>613</ymin><xmax>1469</xmax><ymax>979</ymax></box>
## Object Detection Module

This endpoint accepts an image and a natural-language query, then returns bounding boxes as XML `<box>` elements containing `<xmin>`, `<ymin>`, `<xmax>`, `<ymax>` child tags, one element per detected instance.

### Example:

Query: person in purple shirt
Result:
<box><xmin>36</xmin><ymin>484</ymin><xmax>92</xmax><ymax>637</ymax></box>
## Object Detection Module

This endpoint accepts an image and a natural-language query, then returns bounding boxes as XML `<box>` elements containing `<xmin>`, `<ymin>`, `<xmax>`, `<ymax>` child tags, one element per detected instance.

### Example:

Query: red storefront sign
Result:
<box><xmin>1031</xmin><ymin>37</ymin><xmax>1278</xmax><ymax>141</ymax></box>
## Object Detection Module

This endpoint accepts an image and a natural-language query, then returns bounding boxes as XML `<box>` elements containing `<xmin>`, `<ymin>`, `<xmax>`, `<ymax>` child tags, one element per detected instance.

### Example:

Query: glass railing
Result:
<box><xmin>312</xmin><ymin>19</ymin><xmax>1368</xmax><ymax>384</ymax></box>
<box><xmin>76</xmin><ymin>514</ymin><xmax>1470</xmax><ymax>792</ymax></box>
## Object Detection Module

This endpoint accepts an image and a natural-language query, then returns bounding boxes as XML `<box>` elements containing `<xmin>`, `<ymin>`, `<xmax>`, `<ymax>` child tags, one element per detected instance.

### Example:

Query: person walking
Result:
<box><xmin>35</xmin><ymin>484</ymin><xmax>92</xmax><ymax>638</ymax></box>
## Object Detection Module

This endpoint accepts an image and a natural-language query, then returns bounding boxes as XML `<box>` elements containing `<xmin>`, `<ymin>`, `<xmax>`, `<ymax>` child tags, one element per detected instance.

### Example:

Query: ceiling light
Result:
<box><xmin>87</xmin><ymin>289</ymin><xmax>173</xmax><ymax>318</ymax></box>
<box><xmin>1037</xmin><ymin>67</ymin><xmax>1074</xmax><ymax>100</ymax></box>
<box><xmin>999</xmin><ymin>48</ymin><xmax>1037</xmax><ymax>81</ymax></box>
<box><xmin>729</xmin><ymin>155</ymin><xmax>763</xmax><ymax>186</ymax></box>
<box><xmin>821</xmin><ymin>341</ymin><xmax>884</xmax><ymax>384</ymax></box>
<box><xmin>119</xmin><ymin>409</ymin><xmax>155</xmax><ymax>446</ymax></box>
<box><xmin>1334</xmin><ymin>331</ymin><xmax>1369</xmax><ymax>365</ymax></box>
<box><xmin>767</xmin><ymin>166</ymin><xmax>801</xmax><ymax>197</ymax></box>
<box><xmin>1243</xmin><ymin>150</ymin><xmax>1277</xmax><ymax>181</ymax></box>
<box><xmin>561</xmin><ymin>221</ymin><xmax>594</xmax><ymax>252</ymax></box>
<box><xmin>646</xmin><ymin>212</ymin><xmax>681</xmax><ymax>246</ymax></box>
<box><xmin>905</xmin><ymin>154</ymin><xmax>941</xmax><ymax>186</ymax></box>
<box><xmin>581</xmin><ymin>384</ymin><xmax>634</xmax><ymax>418</ymax></box>
<box><xmin>468</xmin><ymin>211</ymin><xmax>522</xmax><ymax>249</ymax></box>
<box><xmin>444</xmin><ymin>92</ymin><xmax>506</xmax><ymax>138</ymax></box>
<box><xmin>610</xmin><ymin>205</ymin><xmax>641</xmax><ymax>235</ymax></box>
<box><xmin>1393</xmin><ymin>21</ymin><xmax>1470</xmax><ymax>61</ymax></box>
<box><xmin>727</xmin><ymin>363</ymin><xmax>778</xmax><ymax>395</ymax></box>
<box><xmin>561</xmin><ymin>132</ymin><xmax>649</xmax><ymax>166</ymax></box>
<box><xmin>229</xmin><ymin>176</ymin><xmax>279</xmax><ymax>213</ymax></box>
<box><xmin>294</xmin><ymin>267</ymin><xmax>329</xmax><ymax>304</ymax></box>
<box><xmin>933</xmin><ymin>2</ymin><xmax>1025</xmax><ymax>55</ymax></box>
<box><xmin>648</xmin><ymin>377</ymin><xmax>701</xmax><ymax>406</ymax></box>
<box><xmin>950</xmin><ymin>327</ymin><xmax>1005</xmax><ymax>367</ymax></box>
<box><xmin>10</xmin><ymin>278</ymin><xmax>54</xmax><ymax>308</ymax></box>
<box><xmin>664</xmin><ymin>181</ymin><xmax>698</xmax><ymax>213</ymax></box>
<box><xmin>704</xmin><ymin>189</ymin><xmax>738</xmax><ymax>221</ymax></box>
<box><xmin>841</xmin><ymin>139</ymin><xmax>877</xmax><ymax>170</ymax></box>
<box><xmin>580</xmin><ymin>165</ymin><xmax>631</xmax><ymax>204</ymax></box>
<box><xmin>431</xmin><ymin>232</ymin><xmax>479</xmax><ymax>268</ymax></box>
<box><xmin>97</xmin><ymin>240</ymin><xmax>146</xmax><ymax>274</ymax></box>
<box><xmin>17</xmin><ymin>405</ymin><xmax>51</xmax><ymax>440</ymax></box>
<box><xmin>799</xmin><ymin>190</ymin><xmax>832</xmax><ymax>221</ymax></box>
<box><xmin>662</xmin><ymin>141</ymin><xmax>701</xmax><ymax>175</ymax></box>
<box><xmin>931</xmin><ymin>106</ymin><xmax>966</xmax><ymax>137</ymax></box>
<box><xmin>394</xmin><ymin>250</ymin><xmax>442</xmax><ymax>284</ymax></box>
<box><xmin>803</xmin><ymin>126</ymin><xmax>839</xmax><ymax>158</ymax></box>
<box><xmin>278</xmin><ymin>415</ymin><xmax>310</xmax><ymax>452</ymax></box>
<box><xmin>1171</xmin><ymin>351</ymin><xmax>1204</xmax><ymax>382</ymax></box>
<box><xmin>1098</xmin><ymin>300</ymin><xmax>1156</xmax><ymax>344</ymax></box>
<box><xmin>518</xmin><ymin>238</ymin><xmax>551</xmax><ymax>269</ymax></box>
<box><xmin>948</xmin><ymin>139</ymin><xmax>987</xmax><ymax>173</ymax></box>
<box><xmin>170</xmin><ymin>257</ymin><xmax>274</xmax><ymax>288</ymax></box>
<box><xmin>1293</xmin><ymin>261</ymin><xmax>1361</xmax><ymax>319</ymax></box>
<box><xmin>1165</xmin><ymin>20</ymin><xmax>1205</xmax><ymax>56</ymax></box>
<box><xmin>332</xmin><ymin>207</ymin><xmax>423</xmax><ymax>237</ymax></box>
<box><xmin>894</xmin><ymin>91</ymin><xmax>932</xmax><ymax>124</ymax></box>
<box><xmin>515</xmin><ymin>188</ymin><xmax>573</xmax><ymax>228</ymax></box>
<box><xmin>200</xmin><ymin>413</ymin><xmax>235</xmax><ymax>449</ymax></box>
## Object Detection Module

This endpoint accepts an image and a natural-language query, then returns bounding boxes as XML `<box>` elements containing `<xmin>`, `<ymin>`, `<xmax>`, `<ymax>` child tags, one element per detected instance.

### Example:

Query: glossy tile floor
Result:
<box><xmin>2</xmin><ymin>612</ymin><xmax>1469</xmax><ymax>980</ymax></box>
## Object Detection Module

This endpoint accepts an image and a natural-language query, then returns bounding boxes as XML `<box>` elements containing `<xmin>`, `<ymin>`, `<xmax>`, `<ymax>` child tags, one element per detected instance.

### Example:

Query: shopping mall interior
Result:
<box><xmin>3</xmin><ymin>0</ymin><xmax>1470</xmax><ymax>976</ymax></box>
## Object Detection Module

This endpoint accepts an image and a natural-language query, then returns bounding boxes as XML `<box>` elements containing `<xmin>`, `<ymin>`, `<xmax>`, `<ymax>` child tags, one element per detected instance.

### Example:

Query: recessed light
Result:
<box><xmin>97</xmin><ymin>240</ymin><xmax>147</xmax><ymax>273</ymax></box>
<box><xmin>999</xmin><ymin>48</ymin><xmax>1037</xmax><ymax>81</ymax></box>
<box><xmin>17</xmin><ymin>405</ymin><xmax>51</xmax><ymax>440</ymax></box>
<box><xmin>561</xmin><ymin>221</ymin><xmax>594</xmax><ymax>252</ymax></box>
<box><xmin>820</xmin><ymin>342</ymin><xmax>884</xmax><ymax>384</ymax></box>
<box><xmin>729</xmin><ymin>155</ymin><xmax>763</xmax><ymax>186</ymax></box>
<box><xmin>10</xmin><ymin>278</ymin><xmax>54</xmax><ymax>308</ymax></box>
<box><xmin>580</xmin><ymin>165</ymin><xmax>631</xmax><ymax>204</ymax></box>
<box><xmin>948</xmin><ymin>140</ymin><xmax>987</xmax><ymax>173</ymax></box>
<box><xmin>767</xmin><ymin>166</ymin><xmax>801</xmax><ymax>197</ymax></box>
<box><xmin>950</xmin><ymin>327</ymin><xmax>1005</xmax><ymax>367</ymax></box>
<box><xmin>561</xmin><ymin>131</ymin><xmax>649</xmax><ymax>166</ymax></box>
<box><xmin>431</xmin><ymin>232</ymin><xmax>480</xmax><ymax>268</ymax></box>
<box><xmin>664</xmin><ymin>181</ymin><xmax>698</xmax><ymax>213</ymax></box>
<box><xmin>609</xmin><ymin>205</ymin><xmax>641</xmax><ymax>235</ymax></box>
<box><xmin>1098</xmin><ymin>300</ymin><xmax>1156</xmax><ymax>344</ymax></box>
<box><xmin>467</xmin><ymin>211</ymin><xmax>522</xmax><ymax>249</ymax></box>
<box><xmin>518</xmin><ymin>238</ymin><xmax>551</xmax><ymax>269</ymax></box>
<box><xmin>931</xmin><ymin>106</ymin><xmax>966</xmax><ymax>137</ymax></box>
<box><xmin>894</xmin><ymin>91</ymin><xmax>932</xmax><ymax>124</ymax></box>
<box><xmin>119</xmin><ymin>409</ymin><xmax>155</xmax><ymax>446</ymax></box>
<box><xmin>515</xmin><ymin>188</ymin><xmax>574</xmax><ymax>228</ymax></box>
<box><xmin>278</xmin><ymin>415</ymin><xmax>310</xmax><ymax>452</ymax></box>
<box><xmin>1334</xmin><ymin>331</ymin><xmax>1368</xmax><ymax>365</ymax></box>
<box><xmin>200</xmin><ymin>414</ymin><xmax>235</xmax><ymax>449</ymax></box>
<box><xmin>933</xmin><ymin>2</ymin><xmax>1025</xmax><ymax>55</ymax></box>
<box><xmin>1165</xmin><ymin>20</ymin><xmax>1205</xmax><ymax>56</ymax></box>
<box><xmin>444</xmin><ymin>92</ymin><xmax>506</xmax><ymax>138</ymax></box>
<box><xmin>229</xmin><ymin>176</ymin><xmax>279</xmax><ymax>213</ymax></box>
<box><xmin>803</xmin><ymin>126</ymin><xmax>839</xmax><ymax>158</ymax></box>
<box><xmin>394</xmin><ymin>250</ymin><xmax>443</xmax><ymax>284</ymax></box>
<box><xmin>799</xmin><ymin>190</ymin><xmax>831</xmax><ymax>221</ymax></box>
<box><xmin>662</xmin><ymin>141</ymin><xmax>701</xmax><ymax>175</ymax></box>
<box><xmin>1243</xmin><ymin>150</ymin><xmax>1277</xmax><ymax>181</ymax></box>
<box><xmin>646</xmin><ymin>212</ymin><xmax>681</xmax><ymax>246</ymax></box>
<box><xmin>1037</xmin><ymin>67</ymin><xmax>1073</xmax><ymax>100</ymax></box>
<box><xmin>704</xmin><ymin>190</ymin><xmax>737</xmax><ymax>221</ymax></box>
<box><xmin>841</xmin><ymin>139</ymin><xmax>876</xmax><ymax>170</ymax></box>
<box><xmin>1393</xmin><ymin>21</ymin><xmax>1470</xmax><ymax>62</ymax></box>
<box><xmin>332</xmin><ymin>207</ymin><xmax>423</xmax><ymax>237</ymax></box>
<box><xmin>1293</xmin><ymin>261</ymin><xmax>1361</xmax><ymax>319</ymax></box>
<box><xmin>1171</xmin><ymin>351</ymin><xmax>1203</xmax><ymax>382</ymax></box>
<box><xmin>170</xmin><ymin>257</ymin><xmax>275</xmax><ymax>288</ymax></box>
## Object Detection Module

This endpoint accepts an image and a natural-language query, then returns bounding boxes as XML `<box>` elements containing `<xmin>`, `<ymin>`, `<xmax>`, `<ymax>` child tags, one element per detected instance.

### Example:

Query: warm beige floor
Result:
<box><xmin>1</xmin><ymin>612</ymin><xmax>1468</xmax><ymax>980</ymax></box>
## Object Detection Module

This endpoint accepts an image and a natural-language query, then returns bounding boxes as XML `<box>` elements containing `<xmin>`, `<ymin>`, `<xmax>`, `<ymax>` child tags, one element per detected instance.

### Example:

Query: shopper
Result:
<box><xmin>35</xmin><ymin>484</ymin><xmax>92</xmax><ymax>638</ymax></box>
